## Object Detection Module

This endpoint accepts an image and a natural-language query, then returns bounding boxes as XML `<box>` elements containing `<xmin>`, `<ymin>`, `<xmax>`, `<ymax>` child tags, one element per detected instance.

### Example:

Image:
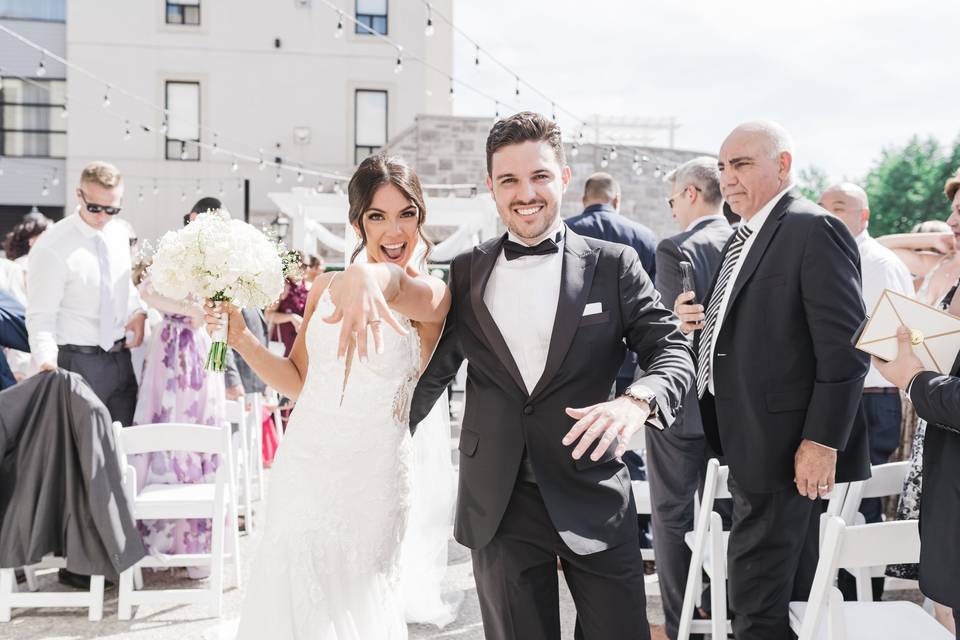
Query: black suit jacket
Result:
<box><xmin>654</xmin><ymin>217</ymin><xmax>733</xmax><ymax>437</ymax></box>
<box><xmin>909</xmin><ymin>364</ymin><xmax>960</xmax><ymax>609</ymax></box>
<box><xmin>410</xmin><ymin>228</ymin><xmax>694</xmax><ymax>554</ymax></box>
<box><xmin>696</xmin><ymin>190</ymin><xmax>871</xmax><ymax>492</ymax></box>
<box><xmin>566</xmin><ymin>204</ymin><xmax>659</xmax><ymax>381</ymax></box>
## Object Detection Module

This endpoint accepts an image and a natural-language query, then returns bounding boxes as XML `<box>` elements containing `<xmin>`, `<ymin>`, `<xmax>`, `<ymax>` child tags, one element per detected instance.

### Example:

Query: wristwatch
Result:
<box><xmin>623</xmin><ymin>384</ymin><xmax>657</xmax><ymax>414</ymax></box>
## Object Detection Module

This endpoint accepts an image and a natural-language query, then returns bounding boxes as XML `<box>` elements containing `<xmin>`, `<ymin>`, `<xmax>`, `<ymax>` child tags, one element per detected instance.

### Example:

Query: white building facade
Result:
<box><xmin>35</xmin><ymin>0</ymin><xmax>452</xmax><ymax>242</ymax></box>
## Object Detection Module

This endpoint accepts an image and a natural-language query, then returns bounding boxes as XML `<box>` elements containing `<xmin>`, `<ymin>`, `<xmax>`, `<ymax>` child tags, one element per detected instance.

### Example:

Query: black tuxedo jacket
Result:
<box><xmin>654</xmin><ymin>217</ymin><xmax>734</xmax><ymax>438</ymax></box>
<box><xmin>696</xmin><ymin>190</ymin><xmax>871</xmax><ymax>492</ymax></box>
<box><xmin>410</xmin><ymin>228</ymin><xmax>694</xmax><ymax>554</ymax></box>
<box><xmin>910</xmin><ymin>361</ymin><xmax>960</xmax><ymax>609</ymax></box>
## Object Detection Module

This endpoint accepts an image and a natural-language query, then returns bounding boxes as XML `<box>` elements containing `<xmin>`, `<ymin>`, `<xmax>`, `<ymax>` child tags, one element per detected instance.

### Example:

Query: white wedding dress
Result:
<box><xmin>235</xmin><ymin>287</ymin><xmax>421</xmax><ymax>640</ymax></box>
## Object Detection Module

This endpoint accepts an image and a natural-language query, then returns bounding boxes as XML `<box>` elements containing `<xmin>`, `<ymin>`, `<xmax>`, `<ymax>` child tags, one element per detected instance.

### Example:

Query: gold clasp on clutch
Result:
<box><xmin>910</xmin><ymin>329</ymin><xmax>924</xmax><ymax>346</ymax></box>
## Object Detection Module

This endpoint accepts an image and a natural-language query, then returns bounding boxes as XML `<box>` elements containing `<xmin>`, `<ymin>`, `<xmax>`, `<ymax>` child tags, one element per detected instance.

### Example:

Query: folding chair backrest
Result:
<box><xmin>224</xmin><ymin>399</ymin><xmax>246</xmax><ymax>425</ymax></box>
<box><xmin>115</xmin><ymin>423</ymin><xmax>229</xmax><ymax>457</ymax></box>
<box><xmin>799</xmin><ymin>517</ymin><xmax>921</xmax><ymax>640</ymax></box>
<box><xmin>840</xmin><ymin>461</ymin><xmax>911</xmax><ymax>525</ymax></box>
<box><xmin>715</xmin><ymin>463</ymin><xmax>731</xmax><ymax>500</ymax></box>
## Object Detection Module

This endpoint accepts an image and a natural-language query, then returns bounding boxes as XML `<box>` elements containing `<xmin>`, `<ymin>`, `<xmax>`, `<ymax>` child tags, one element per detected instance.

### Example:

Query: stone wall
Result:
<box><xmin>383</xmin><ymin>114</ymin><xmax>712</xmax><ymax>241</ymax></box>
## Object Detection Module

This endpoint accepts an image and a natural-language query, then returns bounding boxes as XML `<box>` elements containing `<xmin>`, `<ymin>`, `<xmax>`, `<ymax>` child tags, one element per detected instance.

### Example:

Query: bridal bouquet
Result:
<box><xmin>149</xmin><ymin>209</ymin><xmax>300</xmax><ymax>371</ymax></box>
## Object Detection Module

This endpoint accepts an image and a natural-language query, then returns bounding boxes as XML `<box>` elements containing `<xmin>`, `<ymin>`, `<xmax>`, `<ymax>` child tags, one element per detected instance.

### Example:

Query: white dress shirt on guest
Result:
<box><xmin>856</xmin><ymin>229</ymin><xmax>915</xmax><ymax>388</ymax></box>
<box><xmin>26</xmin><ymin>212</ymin><xmax>145</xmax><ymax>368</ymax></box>
<box><xmin>484</xmin><ymin>219</ymin><xmax>564</xmax><ymax>395</ymax></box>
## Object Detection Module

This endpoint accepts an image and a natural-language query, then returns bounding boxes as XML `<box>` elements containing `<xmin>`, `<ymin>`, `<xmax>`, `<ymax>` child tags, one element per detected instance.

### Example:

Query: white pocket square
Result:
<box><xmin>583</xmin><ymin>302</ymin><xmax>603</xmax><ymax>316</ymax></box>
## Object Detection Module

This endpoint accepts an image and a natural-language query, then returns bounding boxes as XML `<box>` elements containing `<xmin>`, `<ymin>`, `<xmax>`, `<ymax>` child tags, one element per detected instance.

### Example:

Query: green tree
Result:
<box><xmin>796</xmin><ymin>165</ymin><xmax>831</xmax><ymax>202</ymax></box>
<box><xmin>864</xmin><ymin>135</ymin><xmax>960</xmax><ymax>236</ymax></box>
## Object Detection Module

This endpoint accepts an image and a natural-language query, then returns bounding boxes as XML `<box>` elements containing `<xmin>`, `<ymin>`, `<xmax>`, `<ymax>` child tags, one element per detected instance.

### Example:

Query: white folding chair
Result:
<box><xmin>0</xmin><ymin>556</ymin><xmax>105</xmax><ymax>622</ymax></box>
<box><xmin>677</xmin><ymin>459</ymin><xmax>848</xmax><ymax>639</ymax></box>
<box><xmin>114</xmin><ymin>422</ymin><xmax>240</xmax><ymax>619</ymax></box>
<box><xmin>247</xmin><ymin>393</ymin><xmax>265</xmax><ymax>501</ymax></box>
<box><xmin>265</xmin><ymin>388</ymin><xmax>285</xmax><ymax>444</ymax></box>
<box><xmin>0</xmin><ymin>419</ymin><xmax>131</xmax><ymax>622</ymax></box>
<box><xmin>628</xmin><ymin>428</ymin><xmax>659</xmax><ymax>596</ymax></box>
<box><xmin>677</xmin><ymin>458</ymin><xmax>733</xmax><ymax>639</ymax></box>
<box><xmin>224</xmin><ymin>398</ymin><xmax>254</xmax><ymax>531</ymax></box>
<box><xmin>835</xmin><ymin>461</ymin><xmax>911</xmax><ymax>601</ymax></box>
<box><xmin>790</xmin><ymin>517</ymin><xmax>950</xmax><ymax>640</ymax></box>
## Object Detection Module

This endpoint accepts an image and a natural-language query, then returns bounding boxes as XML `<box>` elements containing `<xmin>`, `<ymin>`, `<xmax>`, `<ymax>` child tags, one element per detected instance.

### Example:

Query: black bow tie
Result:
<box><xmin>502</xmin><ymin>235</ymin><xmax>561</xmax><ymax>261</ymax></box>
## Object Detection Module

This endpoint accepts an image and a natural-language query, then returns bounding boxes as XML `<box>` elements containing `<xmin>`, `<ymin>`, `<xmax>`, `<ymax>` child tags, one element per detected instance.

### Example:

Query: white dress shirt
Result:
<box><xmin>26</xmin><ymin>213</ymin><xmax>144</xmax><ymax>367</ymax></box>
<box><xmin>708</xmin><ymin>184</ymin><xmax>794</xmax><ymax>394</ymax></box>
<box><xmin>484</xmin><ymin>220</ymin><xmax>564</xmax><ymax>394</ymax></box>
<box><xmin>856</xmin><ymin>230</ymin><xmax>915</xmax><ymax>388</ymax></box>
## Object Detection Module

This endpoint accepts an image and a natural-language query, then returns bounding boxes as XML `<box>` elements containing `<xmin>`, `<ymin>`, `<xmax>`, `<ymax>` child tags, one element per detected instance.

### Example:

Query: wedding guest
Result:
<box><xmin>303</xmin><ymin>253</ymin><xmax>325</xmax><ymax>285</ymax></box>
<box><xmin>0</xmin><ymin>291</ymin><xmax>28</xmax><ymax>390</ymax></box>
<box><xmin>265</xmin><ymin>250</ymin><xmax>310</xmax><ymax>357</ymax></box>
<box><xmin>183</xmin><ymin>196</ymin><xmax>223</xmax><ymax>226</ymax></box>
<box><xmin>25</xmin><ymin>160</ymin><xmax>147</xmax><ymax>589</ymax></box>
<box><xmin>878</xmin><ymin>210</ymin><xmax>958</xmax><ymax>303</ymax></box>
<box><xmin>682</xmin><ymin>121</ymin><xmax>870</xmax><ymax>638</ymax></box>
<box><xmin>566</xmin><ymin>173</ymin><xmax>658</xmax><ymax>395</ymax></box>
<box><xmin>651</xmin><ymin>156</ymin><xmax>733</xmax><ymax>639</ymax></box>
<box><xmin>0</xmin><ymin>218</ymin><xmax>49</xmax><ymax>381</ymax></box>
<box><xmin>884</xmin><ymin>171</ymin><xmax>960</xmax><ymax>635</ymax></box>
<box><xmin>129</xmin><ymin>197</ymin><xmax>227</xmax><ymax>578</ymax></box>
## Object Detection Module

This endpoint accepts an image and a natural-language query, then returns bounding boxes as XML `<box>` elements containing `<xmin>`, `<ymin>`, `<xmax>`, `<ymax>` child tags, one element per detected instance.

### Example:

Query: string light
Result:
<box><xmin>448</xmin><ymin>80</ymin><xmax>455</xmax><ymax>102</ymax></box>
<box><xmin>218</xmin><ymin>182</ymin><xmax>225</xmax><ymax>196</ymax></box>
<box><xmin>123</xmin><ymin>121</ymin><xmax>132</xmax><ymax>141</ymax></box>
<box><xmin>36</xmin><ymin>56</ymin><xmax>46</xmax><ymax>77</ymax></box>
<box><xmin>102</xmin><ymin>86</ymin><xmax>111</xmax><ymax>108</ymax></box>
<box><xmin>180</xmin><ymin>142</ymin><xmax>190</xmax><ymax>160</ymax></box>
<box><xmin>138</xmin><ymin>188</ymin><xmax>144</xmax><ymax>202</ymax></box>
<box><xmin>515</xmin><ymin>76</ymin><xmax>520</xmax><ymax>97</ymax></box>
<box><xmin>474</xmin><ymin>45</ymin><xmax>480</xmax><ymax>69</ymax></box>
<box><xmin>160</xmin><ymin>114</ymin><xmax>169</xmax><ymax>135</ymax></box>
<box><xmin>551</xmin><ymin>103</ymin><xmax>557</xmax><ymax>121</ymax></box>
<box><xmin>51</xmin><ymin>169</ymin><xmax>59</xmax><ymax>186</ymax></box>
<box><xmin>230</xmin><ymin>158</ymin><xmax>239</xmax><ymax>173</ymax></box>
<box><xmin>609</xmin><ymin>146</ymin><xmax>618</xmax><ymax>161</ymax></box>
<box><xmin>296</xmin><ymin>167</ymin><xmax>304</xmax><ymax>183</ymax></box>
<box><xmin>60</xmin><ymin>101</ymin><xmax>68</xmax><ymax>119</ymax></box>
<box><xmin>257</xmin><ymin>150</ymin><xmax>266</xmax><ymax>171</ymax></box>
<box><xmin>424</xmin><ymin>3</ymin><xmax>434</xmax><ymax>36</ymax></box>
<box><xmin>570</xmin><ymin>143</ymin><xmax>579</xmax><ymax>158</ymax></box>
<box><xmin>394</xmin><ymin>55</ymin><xmax>404</xmax><ymax>74</ymax></box>
<box><xmin>152</xmin><ymin>180</ymin><xmax>159</xmax><ymax>195</ymax></box>
<box><xmin>600</xmin><ymin>155</ymin><xmax>609</xmax><ymax>169</ymax></box>
<box><xmin>212</xmin><ymin>133</ymin><xmax>219</xmax><ymax>154</ymax></box>
<box><xmin>195</xmin><ymin>180</ymin><xmax>202</xmax><ymax>195</ymax></box>
<box><xmin>334</xmin><ymin>12</ymin><xmax>344</xmax><ymax>38</ymax></box>
<box><xmin>41</xmin><ymin>180</ymin><xmax>49</xmax><ymax>197</ymax></box>
<box><xmin>180</xmin><ymin>190</ymin><xmax>186</xmax><ymax>202</ymax></box>
<box><xmin>494</xmin><ymin>100</ymin><xmax>500</xmax><ymax>119</ymax></box>
<box><xmin>275</xmin><ymin>170</ymin><xmax>283</xmax><ymax>184</ymax></box>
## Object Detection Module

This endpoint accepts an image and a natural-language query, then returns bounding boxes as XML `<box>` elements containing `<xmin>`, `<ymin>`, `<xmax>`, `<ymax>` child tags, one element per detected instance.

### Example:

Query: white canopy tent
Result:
<box><xmin>268</xmin><ymin>188</ymin><xmax>500</xmax><ymax>264</ymax></box>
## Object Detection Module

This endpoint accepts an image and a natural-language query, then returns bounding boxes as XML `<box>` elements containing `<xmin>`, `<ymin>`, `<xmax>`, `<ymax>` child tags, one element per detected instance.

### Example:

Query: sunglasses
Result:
<box><xmin>79</xmin><ymin>191</ymin><xmax>122</xmax><ymax>216</ymax></box>
<box><xmin>666</xmin><ymin>185</ymin><xmax>702</xmax><ymax>209</ymax></box>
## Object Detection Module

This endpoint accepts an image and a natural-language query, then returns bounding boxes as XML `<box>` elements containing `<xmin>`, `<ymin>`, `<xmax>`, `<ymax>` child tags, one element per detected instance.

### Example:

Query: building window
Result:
<box><xmin>0</xmin><ymin>78</ymin><xmax>66</xmax><ymax>158</ymax></box>
<box><xmin>165</xmin><ymin>81</ymin><xmax>200</xmax><ymax>161</ymax></box>
<box><xmin>355</xmin><ymin>0</ymin><xmax>387</xmax><ymax>35</ymax></box>
<box><xmin>166</xmin><ymin>0</ymin><xmax>200</xmax><ymax>25</ymax></box>
<box><xmin>0</xmin><ymin>0</ymin><xmax>65</xmax><ymax>21</ymax></box>
<box><xmin>354</xmin><ymin>90</ymin><xmax>387</xmax><ymax>164</ymax></box>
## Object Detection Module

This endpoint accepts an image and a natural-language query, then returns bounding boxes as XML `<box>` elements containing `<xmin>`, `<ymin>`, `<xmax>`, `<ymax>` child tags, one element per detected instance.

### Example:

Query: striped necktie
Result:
<box><xmin>696</xmin><ymin>224</ymin><xmax>754</xmax><ymax>397</ymax></box>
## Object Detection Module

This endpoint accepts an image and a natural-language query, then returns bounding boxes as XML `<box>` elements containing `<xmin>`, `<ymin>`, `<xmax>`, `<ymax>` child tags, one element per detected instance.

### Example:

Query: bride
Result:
<box><xmin>205</xmin><ymin>154</ymin><xmax>451</xmax><ymax>639</ymax></box>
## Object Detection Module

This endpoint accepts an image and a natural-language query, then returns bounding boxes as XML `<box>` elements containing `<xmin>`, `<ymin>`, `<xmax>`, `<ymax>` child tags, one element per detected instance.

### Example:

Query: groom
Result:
<box><xmin>410</xmin><ymin>111</ymin><xmax>694</xmax><ymax>640</ymax></box>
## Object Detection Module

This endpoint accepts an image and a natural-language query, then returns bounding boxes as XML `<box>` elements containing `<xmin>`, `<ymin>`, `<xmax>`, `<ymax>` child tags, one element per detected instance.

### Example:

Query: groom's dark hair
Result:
<box><xmin>485</xmin><ymin>111</ymin><xmax>565</xmax><ymax>176</ymax></box>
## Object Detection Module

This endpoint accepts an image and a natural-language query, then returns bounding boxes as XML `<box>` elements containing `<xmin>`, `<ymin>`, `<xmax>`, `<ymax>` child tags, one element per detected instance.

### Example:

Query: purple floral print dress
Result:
<box><xmin>132</xmin><ymin>281</ymin><xmax>226</xmax><ymax>578</ymax></box>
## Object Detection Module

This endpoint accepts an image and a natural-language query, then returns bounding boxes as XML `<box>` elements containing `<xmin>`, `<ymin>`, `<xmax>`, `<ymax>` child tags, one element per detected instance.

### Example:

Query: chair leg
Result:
<box><xmin>239</xmin><ymin>425</ymin><xmax>254</xmax><ymax>533</ymax></box>
<box><xmin>228</xmin><ymin>499</ymin><xmax>242</xmax><ymax>589</ymax></box>
<box><xmin>24</xmin><ymin>565</ymin><xmax>38</xmax><ymax>592</ymax></box>
<box><xmin>117</xmin><ymin>567</ymin><xmax>135</xmax><ymax>620</ymax></box>
<box><xmin>209</xmin><ymin>504</ymin><xmax>226</xmax><ymax>617</ymax></box>
<box><xmin>0</xmin><ymin>568</ymin><xmax>14</xmax><ymax>622</ymax></box>
<box><xmin>709</xmin><ymin>515</ymin><xmax>728</xmax><ymax>639</ymax></box>
<box><xmin>252</xmin><ymin>415</ymin><xmax>264</xmax><ymax>501</ymax></box>
<box><xmin>88</xmin><ymin>575</ymin><xmax>105</xmax><ymax>621</ymax></box>
<box><xmin>133</xmin><ymin>566</ymin><xmax>143</xmax><ymax>590</ymax></box>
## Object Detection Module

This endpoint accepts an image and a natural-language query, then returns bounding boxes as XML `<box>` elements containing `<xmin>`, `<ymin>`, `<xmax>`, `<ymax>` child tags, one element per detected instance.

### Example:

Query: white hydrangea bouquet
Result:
<box><xmin>149</xmin><ymin>209</ymin><xmax>300</xmax><ymax>371</ymax></box>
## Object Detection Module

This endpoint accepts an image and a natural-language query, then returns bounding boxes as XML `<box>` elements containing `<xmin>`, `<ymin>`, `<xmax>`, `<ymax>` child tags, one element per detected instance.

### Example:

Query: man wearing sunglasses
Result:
<box><xmin>26</xmin><ymin>161</ymin><xmax>146</xmax><ymax>426</ymax></box>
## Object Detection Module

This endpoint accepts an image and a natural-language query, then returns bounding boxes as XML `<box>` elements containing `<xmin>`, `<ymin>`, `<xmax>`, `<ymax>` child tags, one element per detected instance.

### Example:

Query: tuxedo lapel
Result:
<box><xmin>469</xmin><ymin>236</ymin><xmax>529</xmax><ymax>395</ymax></box>
<box><xmin>722</xmin><ymin>190</ymin><xmax>797</xmax><ymax>316</ymax></box>
<box><xmin>530</xmin><ymin>230</ymin><xmax>599</xmax><ymax>399</ymax></box>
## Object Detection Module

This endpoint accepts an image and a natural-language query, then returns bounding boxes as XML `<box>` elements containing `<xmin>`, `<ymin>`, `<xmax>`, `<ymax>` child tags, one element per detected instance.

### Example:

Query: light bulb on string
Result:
<box><xmin>36</xmin><ymin>57</ymin><xmax>46</xmax><ymax>77</ymax></box>
<box><xmin>600</xmin><ymin>155</ymin><xmax>609</xmax><ymax>169</ymax></box>
<box><xmin>212</xmin><ymin>133</ymin><xmax>219</xmax><ymax>155</ymax></box>
<box><xmin>41</xmin><ymin>181</ymin><xmax>49</xmax><ymax>197</ymax></box>
<box><xmin>653</xmin><ymin>166</ymin><xmax>662</xmax><ymax>179</ymax></box>
<box><xmin>160</xmin><ymin>115</ymin><xmax>168</xmax><ymax>135</ymax></box>
<box><xmin>123</xmin><ymin>121</ymin><xmax>132</xmax><ymax>142</ymax></box>
<box><xmin>218</xmin><ymin>182</ymin><xmax>225</xmax><ymax>197</ymax></box>
<box><xmin>51</xmin><ymin>169</ymin><xmax>59</xmax><ymax>186</ymax></box>
<box><xmin>609</xmin><ymin>146</ymin><xmax>618</xmax><ymax>160</ymax></box>
<box><xmin>152</xmin><ymin>181</ymin><xmax>159</xmax><ymax>195</ymax></box>
<box><xmin>275</xmin><ymin>170</ymin><xmax>283</xmax><ymax>185</ymax></box>
<box><xmin>641</xmin><ymin>155</ymin><xmax>649</xmax><ymax>163</ymax></box>
<box><xmin>138</xmin><ymin>188</ymin><xmax>144</xmax><ymax>202</ymax></box>
<box><xmin>394</xmin><ymin>55</ymin><xmax>404</xmax><ymax>74</ymax></box>
<box><xmin>448</xmin><ymin>81</ymin><xmax>455</xmax><ymax>102</ymax></box>
<box><xmin>180</xmin><ymin>142</ymin><xmax>189</xmax><ymax>161</ymax></box>
<box><xmin>296</xmin><ymin>167</ymin><xmax>304</xmax><ymax>183</ymax></box>
<box><xmin>180</xmin><ymin>190</ymin><xmax>186</xmax><ymax>202</ymax></box>
<box><xmin>60</xmin><ymin>102</ymin><xmax>68</xmax><ymax>119</ymax></box>
<box><xmin>551</xmin><ymin>103</ymin><xmax>557</xmax><ymax>122</ymax></box>
<box><xmin>515</xmin><ymin>76</ymin><xmax>520</xmax><ymax>97</ymax></box>
<box><xmin>195</xmin><ymin>180</ymin><xmax>202</xmax><ymax>195</ymax></box>
<box><xmin>494</xmin><ymin>100</ymin><xmax>500</xmax><ymax>119</ymax></box>
<box><xmin>258</xmin><ymin>150</ymin><xmax>266</xmax><ymax>171</ymax></box>
<box><xmin>334</xmin><ymin>12</ymin><xmax>344</xmax><ymax>38</ymax></box>
<box><xmin>102</xmin><ymin>87</ymin><xmax>111</xmax><ymax>108</ymax></box>
<box><xmin>570</xmin><ymin>143</ymin><xmax>579</xmax><ymax>158</ymax></box>
<box><xmin>425</xmin><ymin>5</ymin><xmax>434</xmax><ymax>36</ymax></box>
<box><xmin>230</xmin><ymin>158</ymin><xmax>239</xmax><ymax>173</ymax></box>
<box><xmin>315</xmin><ymin>179</ymin><xmax>324</xmax><ymax>194</ymax></box>
<box><xmin>474</xmin><ymin>46</ymin><xmax>480</xmax><ymax>70</ymax></box>
<box><xmin>333</xmin><ymin>181</ymin><xmax>342</xmax><ymax>195</ymax></box>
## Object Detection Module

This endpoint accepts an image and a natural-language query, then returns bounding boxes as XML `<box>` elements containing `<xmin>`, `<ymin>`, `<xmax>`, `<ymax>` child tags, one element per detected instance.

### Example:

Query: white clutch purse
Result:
<box><xmin>856</xmin><ymin>289</ymin><xmax>960</xmax><ymax>374</ymax></box>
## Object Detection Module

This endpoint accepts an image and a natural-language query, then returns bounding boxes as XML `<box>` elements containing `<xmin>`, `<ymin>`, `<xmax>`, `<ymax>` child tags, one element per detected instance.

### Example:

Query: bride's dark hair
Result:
<box><xmin>347</xmin><ymin>154</ymin><xmax>431</xmax><ymax>264</ymax></box>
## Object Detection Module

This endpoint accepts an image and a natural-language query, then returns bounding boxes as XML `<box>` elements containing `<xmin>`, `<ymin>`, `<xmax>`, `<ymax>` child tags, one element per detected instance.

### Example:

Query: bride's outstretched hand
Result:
<box><xmin>563</xmin><ymin>397</ymin><xmax>651</xmax><ymax>461</ymax></box>
<box><xmin>324</xmin><ymin>265</ymin><xmax>407</xmax><ymax>362</ymax></box>
<box><xmin>204</xmin><ymin>300</ymin><xmax>247</xmax><ymax>346</ymax></box>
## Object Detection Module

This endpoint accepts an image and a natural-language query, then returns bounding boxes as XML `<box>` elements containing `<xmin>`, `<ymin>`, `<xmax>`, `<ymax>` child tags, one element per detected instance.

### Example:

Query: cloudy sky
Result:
<box><xmin>450</xmin><ymin>0</ymin><xmax>959</xmax><ymax>182</ymax></box>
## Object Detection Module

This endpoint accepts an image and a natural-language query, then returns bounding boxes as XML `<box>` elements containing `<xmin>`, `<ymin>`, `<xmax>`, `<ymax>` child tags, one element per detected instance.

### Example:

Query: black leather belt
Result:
<box><xmin>60</xmin><ymin>339</ymin><xmax>126</xmax><ymax>355</ymax></box>
<box><xmin>863</xmin><ymin>387</ymin><xmax>899</xmax><ymax>395</ymax></box>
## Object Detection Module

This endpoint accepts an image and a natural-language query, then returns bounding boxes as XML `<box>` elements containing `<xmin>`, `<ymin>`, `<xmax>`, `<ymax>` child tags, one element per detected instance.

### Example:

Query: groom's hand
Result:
<box><xmin>563</xmin><ymin>397</ymin><xmax>650</xmax><ymax>461</ymax></box>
